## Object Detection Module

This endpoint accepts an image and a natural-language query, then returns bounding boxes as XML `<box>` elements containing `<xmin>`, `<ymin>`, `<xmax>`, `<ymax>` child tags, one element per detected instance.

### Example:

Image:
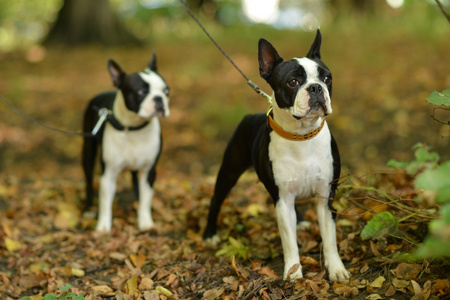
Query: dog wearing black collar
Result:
<box><xmin>82</xmin><ymin>54</ymin><xmax>169</xmax><ymax>232</ymax></box>
<box><xmin>203</xmin><ymin>30</ymin><xmax>350</xmax><ymax>282</ymax></box>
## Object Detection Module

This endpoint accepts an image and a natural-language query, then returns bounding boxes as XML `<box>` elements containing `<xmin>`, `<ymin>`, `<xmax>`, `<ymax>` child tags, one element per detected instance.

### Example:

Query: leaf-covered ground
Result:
<box><xmin>1</xmin><ymin>15</ymin><xmax>450</xmax><ymax>299</ymax></box>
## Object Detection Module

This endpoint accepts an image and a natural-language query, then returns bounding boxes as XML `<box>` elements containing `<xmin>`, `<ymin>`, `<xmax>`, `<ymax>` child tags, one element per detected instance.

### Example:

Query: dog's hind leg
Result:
<box><xmin>131</xmin><ymin>171</ymin><xmax>139</xmax><ymax>199</ymax></box>
<box><xmin>82</xmin><ymin>136</ymin><xmax>98</xmax><ymax>211</ymax></box>
<box><xmin>203</xmin><ymin>125</ymin><xmax>253</xmax><ymax>242</ymax></box>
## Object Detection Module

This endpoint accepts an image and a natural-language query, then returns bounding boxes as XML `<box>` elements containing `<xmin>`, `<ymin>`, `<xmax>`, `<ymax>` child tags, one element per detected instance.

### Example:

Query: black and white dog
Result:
<box><xmin>82</xmin><ymin>54</ymin><xmax>169</xmax><ymax>232</ymax></box>
<box><xmin>203</xmin><ymin>30</ymin><xmax>350</xmax><ymax>282</ymax></box>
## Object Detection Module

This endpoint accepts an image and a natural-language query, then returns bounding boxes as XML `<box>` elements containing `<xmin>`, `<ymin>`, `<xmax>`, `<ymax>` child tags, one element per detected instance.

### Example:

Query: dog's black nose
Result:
<box><xmin>154</xmin><ymin>96</ymin><xmax>164</xmax><ymax>113</ymax></box>
<box><xmin>308</xmin><ymin>84</ymin><xmax>323</xmax><ymax>95</ymax></box>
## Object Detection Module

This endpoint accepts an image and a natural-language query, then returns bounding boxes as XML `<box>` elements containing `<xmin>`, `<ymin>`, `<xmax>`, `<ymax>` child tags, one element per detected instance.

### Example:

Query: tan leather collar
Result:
<box><xmin>266</xmin><ymin>107</ymin><xmax>325</xmax><ymax>141</ymax></box>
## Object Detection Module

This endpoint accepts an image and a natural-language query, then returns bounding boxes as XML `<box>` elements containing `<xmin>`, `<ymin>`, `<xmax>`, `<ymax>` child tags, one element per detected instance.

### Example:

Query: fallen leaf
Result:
<box><xmin>396</xmin><ymin>263</ymin><xmax>422</xmax><ymax>279</ymax></box>
<box><xmin>91</xmin><ymin>285</ymin><xmax>115</xmax><ymax>296</ymax></box>
<box><xmin>392</xmin><ymin>278</ymin><xmax>410</xmax><ymax>289</ymax></box>
<box><xmin>166</xmin><ymin>273</ymin><xmax>177</xmax><ymax>286</ymax></box>
<box><xmin>300</xmin><ymin>256</ymin><xmax>320</xmax><ymax>266</ymax></box>
<box><xmin>286</xmin><ymin>263</ymin><xmax>300</xmax><ymax>281</ymax></box>
<box><xmin>385</xmin><ymin>284</ymin><xmax>396</xmax><ymax>297</ymax></box>
<box><xmin>360</xmin><ymin>263</ymin><xmax>369</xmax><ymax>273</ymax></box>
<box><xmin>155</xmin><ymin>286</ymin><xmax>173</xmax><ymax>297</ymax></box>
<box><xmin>332</xmin><ymin>282</ymin><xmax>358</xmax><ymax>297</ymax></box>
<box><xmin>366</xmin><ymin>293</ymin><xmax>383</xmax><ymax>299</ymax></box>
<box><xmin>203</xmin><ymin>287</ymin><xmax>224</xmax><ymax>300</ymax></box>
<box><xmin>4</xmin><ymin>237</ymin><xmax>22</xmax><ymax>252</ymax></box>
<box><xmin>139</xmin><ymin>277</ymin><xmax>154</xmax><ymax>290</ymax></box>
<box><xmin>71</xmin><ymin>268</ymin><xmax>85</xmax><ymax>277</ymax></box>
<box><xmin>130</xmin><ymin>253</ymin><xmax>146</xmax><ymax>268</ymax></box>
<box><xmin>124</xmin><ymin>275</ymin><xmax>137</xmax><ymax>295</ymax></box>
<box><xmin>258</xmin><ymin>266</ymin><xmax>278</xmax><ymax>279</ymax></box>
<box><xmin>110</xmin><ymin>252</ymin><xmax>128</xmax><ymax>261</ymax></box>
<box><xmin>370</xmin><ymin>276</ymin><xmax>385</xmax><ymax>288</ymax></box>
<box><xmin>143</xmin><ymin>291</ymin><xmax>159</xmax><ymax>300</ymax></box>
<box><xmin>431</xmin><ymin>279</ymin><xmax>450</xmax><ymax>296</ymax></box>
<box><xmin>410</xmin><ymin>280</ymin><xmax>424</xmax><ymax>300</ymax></box>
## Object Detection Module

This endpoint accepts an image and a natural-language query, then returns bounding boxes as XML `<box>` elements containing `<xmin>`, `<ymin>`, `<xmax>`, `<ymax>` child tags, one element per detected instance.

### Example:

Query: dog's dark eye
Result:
<box><xmin>138</xmin><ymin>88</ymin><xmax>148</xmax><ymax>97</ymax></box>
<box><xmin>287</xmin><ymin>79</ymin><xmax>300</xmax><ymax>87</ymax></box>
<box><xmin>164</xmin><ymin>88</ymin><xmax>170</xmax><ymax>96</ymax></box>
<box><xmin>324</xmin><ymin>76</ymin><xmax>332</xmax><ymax>85</ymax></box>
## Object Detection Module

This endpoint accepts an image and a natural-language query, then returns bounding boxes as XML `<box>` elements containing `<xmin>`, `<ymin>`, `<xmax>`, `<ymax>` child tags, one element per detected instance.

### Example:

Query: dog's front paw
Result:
<box><xmin>327</xmin><ymin>261</ymin><xmax>350</xmax><ymax>282</ymax></box>
<box><xmin>204</xmin><ymin>235</ymin><xmax>221</xmax><ymax>246</ymax></box>
<box><xmin>95</xmin><ymin>220</ymin><xmax>112</xmax><ymax>232</ymax></box>
<box><xmin>284</xmin><ymin>263</ymin><xmax>303</xmax><ymax>281</ymax></box>
<box><xmin>138</xmin><ymin>218</ymin><xmax>155</xmax><ymax>231</ymax></box>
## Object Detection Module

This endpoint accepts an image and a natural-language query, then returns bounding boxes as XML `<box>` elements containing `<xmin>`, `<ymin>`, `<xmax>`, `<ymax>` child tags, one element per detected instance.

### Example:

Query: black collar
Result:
<box><xmin>93</xmin><ymin>106</ymin><xmax>149</xmax><ymax>133</ymax></box>
<box><xmin>105</xmin><ymin>113</ymin><xmax>149</xmax><ymax>131</ymax></box>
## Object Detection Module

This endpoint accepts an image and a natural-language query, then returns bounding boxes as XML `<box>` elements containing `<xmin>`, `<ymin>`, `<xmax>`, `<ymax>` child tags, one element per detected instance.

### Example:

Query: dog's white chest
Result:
<box><xmin>269</xmin><ymin>124</ymin><xmax>333</xmax><ymax>199</ymax></box>
<box><xmin>102</xmin><ymin>118</ymin><xmax>161</xmax><ymax>171</ymax></box>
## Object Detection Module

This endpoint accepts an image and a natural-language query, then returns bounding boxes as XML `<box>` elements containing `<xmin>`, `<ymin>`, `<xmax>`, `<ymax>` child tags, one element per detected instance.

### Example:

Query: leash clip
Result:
<box><xmin>92</xmin><ymin>108</ymin><xmax>111</xmax><ymax>135</ymax></box>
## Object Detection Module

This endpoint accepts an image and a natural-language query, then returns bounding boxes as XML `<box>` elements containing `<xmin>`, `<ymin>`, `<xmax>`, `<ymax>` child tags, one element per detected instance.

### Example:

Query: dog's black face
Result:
<box><xmin>108</xmin><ymin>54</ymin><xmax>170</xmax><ymax>119</ymax></box>
<box><xmin>258</xmin><ymin>30</ymin><xmax>333</xmax><ymax>120</ymax></box>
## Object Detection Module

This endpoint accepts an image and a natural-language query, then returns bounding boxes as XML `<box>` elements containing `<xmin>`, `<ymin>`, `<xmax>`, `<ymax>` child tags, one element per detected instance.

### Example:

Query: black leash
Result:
<box><xmin>0</xmin><ymin>93</ymin><xmax>94</xmax><ymax>137</ymax></box>
<box><xmin>177</xmin><ymin>0</ymin><xmax>272</xmax><ymax>104</ymax></box>
<box><xmin>0</xmin><ymin>93</ymin><xmax>146</xmax><ymax>137</ymax></box>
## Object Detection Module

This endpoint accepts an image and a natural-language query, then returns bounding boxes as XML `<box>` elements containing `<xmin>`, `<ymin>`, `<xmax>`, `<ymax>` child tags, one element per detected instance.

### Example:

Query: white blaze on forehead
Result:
<box><xmin>139</xmin><ymin>71</ymin><xmax>167</xmax><ymax>91</ymax></box>
<box><xmin>295</xmin><ymin>58</ymin><xmax>319</xmax><ymax>81</ymax></box>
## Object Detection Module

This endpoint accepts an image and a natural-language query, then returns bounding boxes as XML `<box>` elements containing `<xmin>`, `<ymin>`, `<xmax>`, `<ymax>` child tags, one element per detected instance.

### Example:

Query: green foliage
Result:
<box><xmin>426</xmin><ymin>89</ymin><xmax>450</xmax><ymax>109</ymax></box>
<box><xmin>386</xmin><ymin>143</ymin><xmax>439</xmax><ymax>174</ymax></box>
<box><xmin>416</xmin><ymin>162</ymin><xmax>450</xmax><ymax>204</ymax></box>
<box><xmin>383</xmin><ymin>92</ymin><xmax>450</xmax><ymax>258</ymax></box>
<box><xmin>20</xmin><ymin>283</ymin><xmax>84</xmax><ymax>300</ymax></box>
<box><xmin>361</xmin><ymin>212</ymin><xmax>399</xmax><ymax>241</ymax></box>
<box><xmin>215</xmin><ymin>236</ymin><xmax>249</xmax><ymax>259</ymax></box>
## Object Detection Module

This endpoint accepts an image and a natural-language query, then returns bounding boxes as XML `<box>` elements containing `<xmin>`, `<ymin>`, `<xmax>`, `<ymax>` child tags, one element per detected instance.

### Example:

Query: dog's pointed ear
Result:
<box><xmin>108</xmin><ymin>59</ymin><xmax>126</xmax><ymax>88</ymax></box>
<box><xmin>258</xmin><ymin>39</ymin><xmax>283</xmax><ymax>81</ymax></box>
<box><xmin>148</xmin><ymin>53</ymin><xmax>157</xmax><ymax>72</ymax></box>
<box><xmin>306</xmin><ymin>29</ymin><xmax>322</xmax><ymax>60</ymax></box>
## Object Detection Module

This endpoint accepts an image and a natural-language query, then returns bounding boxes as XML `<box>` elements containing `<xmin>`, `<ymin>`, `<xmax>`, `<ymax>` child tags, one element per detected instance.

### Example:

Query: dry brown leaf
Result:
<box><xmin>166</xmin><ymin>273</ymin><xmax>177</xmax><ymax>286</ymax></box>
<box><xmin>332</xmin><ymin>282</ymin><xmax>358</xmax><ymax>297</ymax></box>
<box><xmin>286</xmin><ymin>263</ymin><xmax>300</xmax><ymax>281</ymax></box>
<box><xmin>124</xmin><ymin>275</ymin><xmax>137</xmax><ymax>295</ymax></box>
<box><xmin>392</xmin><ymin>277</ymin><xmax>410</xmax><ymax>291</ymax></box>
<box><xmin>366</xmin><ymin>293</ymin><xmax>383</xmax><ymax>300</ymax></box>
<box><xmin>203</xmin><ymin>286</ymin><xmax>225</xmax><ymax>300</ymax></box>
<box><xmin>385</xmin><ymin>284</ymin><xmax>396</xmax><ymax>297</ymax></box>
<box><xmin>370</xmin><ymin>276</ymin><xmax>385</xmax><ymax>288</ymax></box>
<box><xmin>431</xmin><ymin>279</ymin><xmax>450</xmax><ymax>296</ymax></box>
<box><xmin>130</xmin><ymin>253</ymin><xmax>146</xmax><ymax>268</ymax></box>
<box><xmin>300</xmin><ymin>256</ymin><xmax>319</xmax><ymax>266</ymax></box>
<box><xmin>110</xmin><ymin>252</ymin><xmax>127</xmax><ymax>261</ymax></box>
<box><xmin>396</xmin><ymin>263</ymin><xmax>422</xmax><ymax>279</ymax></box>
<box><xmin>143</xmin><ymin>291</ymin><xmax>160</xmax><ymax>300</ymax></box>
<box><xmin>4</xmin><ymin>237</ymin><xmax>22</xmax><ymax>252</ymax></box>
<box><xmin>410</xmin><ymin>280</ymin><xmax>424</xmax><ymax>300</ymax></box>
<box><xmin>92</xmin><ymin>285</ymin><xmax>115</xmax><ymax>296</ymax></box>
<box><xmin>360</xmin><ymin>263</ymin><xmax>369</xmax><ymax>274</ymax></box>
<box><xmin>139</xmin><ymin>277</ymin><xmax>154</xmax><ymax>290</ymax></box>
<box><xmin>155</xmin><ymin>285</ymin><xmax>173</xmax><ymax>297</ymax></box>
<box><xmin>258</xmin><ymin>266</ymin><xmax>278</xmax><ymax>279</ymax></box>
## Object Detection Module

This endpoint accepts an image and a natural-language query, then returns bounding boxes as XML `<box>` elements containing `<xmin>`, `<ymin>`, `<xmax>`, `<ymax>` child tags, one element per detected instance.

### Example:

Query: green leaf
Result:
<box><xmin>59</xmin><ymin>283</ymin><xmax>72</xmax><ymax>292</ymax></box>
<box><xmin>215</xmin><ymin>237</ymin><xmax>249</xmax><ymax>259</ymax></box>
<box><xmin>73</xmin><ymin>295</ymin><xmax>85</xmax><ymax>300</ymax></box>
<box><xmin>44</xmin><ymin>294</ymin><xmax>58</xmax><ymax>300</ymax></box>
<box><xmin>19</xmin><ymin>298</ymin><xmax>32</xmax><ymax>300</ymax></box>
<box><xmin>415</xmin><ymin>161</ymin><xmax>450</xmax><ymax>203</ymax></box>
<box><xmin>361</xmin><ymin>212</ymin><xmax>399</xmax><ymax>240</ymax></box>
<box><xmin>426</xmin><ymin>89</ymin><xmax>450</xmax><ymax>108</ymax></box>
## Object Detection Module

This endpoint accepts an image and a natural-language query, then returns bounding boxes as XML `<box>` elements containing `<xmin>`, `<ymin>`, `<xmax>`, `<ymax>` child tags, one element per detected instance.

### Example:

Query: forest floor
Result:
<box><xmin>1</xmin><ymin>17</ymin><xmax>450</xmax><ymax>300</ymax></box>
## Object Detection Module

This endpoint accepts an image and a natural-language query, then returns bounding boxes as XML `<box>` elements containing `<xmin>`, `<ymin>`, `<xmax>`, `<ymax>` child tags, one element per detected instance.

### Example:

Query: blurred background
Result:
<box><xmin>0</xmin><ymin>0</ymin><xmax>449</xmax><ymax>181</ymax></box>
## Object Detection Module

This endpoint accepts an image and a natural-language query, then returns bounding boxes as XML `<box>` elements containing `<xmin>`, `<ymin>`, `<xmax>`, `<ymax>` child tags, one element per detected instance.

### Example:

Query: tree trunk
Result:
<box><xmin>44</xmin><ymin>0</ymin><xmax>142</xmax><ymax>46</ymax></box>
